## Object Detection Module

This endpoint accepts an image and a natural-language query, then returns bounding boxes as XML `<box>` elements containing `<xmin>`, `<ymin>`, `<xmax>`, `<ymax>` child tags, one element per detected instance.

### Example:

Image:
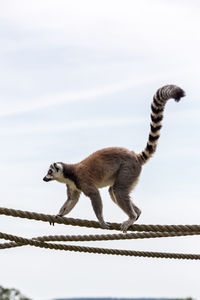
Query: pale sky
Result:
<box><xmin>0</xmin><ymin>1</ymin><xmax>200</xmax><ymax>299</ymax></box>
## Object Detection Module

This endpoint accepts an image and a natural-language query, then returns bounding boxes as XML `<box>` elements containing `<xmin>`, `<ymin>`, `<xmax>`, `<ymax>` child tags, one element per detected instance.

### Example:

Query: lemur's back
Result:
<box><xmin>77</xmin><ymin>147</ymin><xmax>141</xmax><ymax>184</ymax></box>
<box><xmin>79</xmin><ymin>147</ymin><xmax>138</xmax><ymax>166</ymax></box>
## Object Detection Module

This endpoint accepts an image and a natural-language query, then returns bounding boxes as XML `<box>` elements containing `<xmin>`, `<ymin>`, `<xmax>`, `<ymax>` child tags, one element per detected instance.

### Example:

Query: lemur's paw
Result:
<box><xmin>120</xmin><ymin>221</ymin><xmax>132</xmax><ymax>233</ymax></box>
<box><xmin>49</xmin><ymin>215</ymin><xmax>59</xmax><ymax>226</ymax></box>
<box><xmin>99</xmin><ymin>221</ymin><xmax>110</xmax><ymax>229</ymax></box>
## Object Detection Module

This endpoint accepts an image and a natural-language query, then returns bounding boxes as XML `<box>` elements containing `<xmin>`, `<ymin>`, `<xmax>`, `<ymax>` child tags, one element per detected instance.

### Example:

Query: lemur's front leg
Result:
<box><xmin>50</xmin><ymin>185</ymin><xmax>80</xmax><ymax>225</ymax></box>
<box><xmin>81</xmin><ymin>183</ymin><xmax>110</xmax><ymax>229</ymax></box>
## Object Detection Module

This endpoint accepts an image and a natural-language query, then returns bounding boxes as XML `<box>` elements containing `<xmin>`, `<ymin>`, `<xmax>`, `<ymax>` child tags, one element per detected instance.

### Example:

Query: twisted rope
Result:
<box><xmin>1</xmin><ymin>231</ymin><xmax>200</xmax><ymax>250</ymax></box>
<box><xmin>1</xmin><ymin>206</ymin><xmax>200</xmax><ymax>232</ymax></box>
<box><xmin>1</xmin><ymin>207</ymin><xmax>200</xmax><ymax>259</ymax></box>
<box><xmin>0</xmin><ymin>232</ymin><xmax>199</xmax><ymax>260</ymax></box>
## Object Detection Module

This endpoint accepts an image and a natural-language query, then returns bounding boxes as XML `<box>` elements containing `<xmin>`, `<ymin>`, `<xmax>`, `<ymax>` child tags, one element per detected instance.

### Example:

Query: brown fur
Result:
<box><xmin>74</xmin><ymin>147</ymin><xmax>141</xmax><ymax>191</ymax></box>
<box><xmin>43</xmin><ymin>84</ymin><xmax>185</xmax><ymax>232</ymax></box>
<box><xmin>58</xmin><ymin>147</ymin><xmax>142</xmax><ymax>231</ymax></box>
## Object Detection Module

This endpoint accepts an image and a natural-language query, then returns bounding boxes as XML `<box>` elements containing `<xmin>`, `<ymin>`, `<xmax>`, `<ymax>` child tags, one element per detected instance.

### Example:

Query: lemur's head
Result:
<box><xmin>43</xmin><ymin>162</ymin><xmax>64</xmax><ymax>182</ymax></box>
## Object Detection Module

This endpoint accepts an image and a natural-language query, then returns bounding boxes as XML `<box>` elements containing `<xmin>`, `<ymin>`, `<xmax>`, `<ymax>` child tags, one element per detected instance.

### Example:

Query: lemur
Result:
<box><xmin>43</xmin><ymin>84</ymin><xmax>185</xmax><ymax>232</ymax></box>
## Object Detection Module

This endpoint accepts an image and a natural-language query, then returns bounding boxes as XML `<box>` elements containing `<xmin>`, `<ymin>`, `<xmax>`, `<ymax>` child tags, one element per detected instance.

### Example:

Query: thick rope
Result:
<box><xmin>1</xmin><ymin>231</ymin><xmax>200</xmax><ymax>250</ymax></box>
<box><xmin>1</xmin><ymin>206</ymin><xmax>200</xmax><ymax>232</ymax></box>
<box><xmin>0</xmin><ymin>232</ymin><xmax>199</xmax><ymax>260</ymax></box>
<box><xmin>1</xmin><ymin>206</ymin><xmax>200</xmax><ymax>259</ymax></box>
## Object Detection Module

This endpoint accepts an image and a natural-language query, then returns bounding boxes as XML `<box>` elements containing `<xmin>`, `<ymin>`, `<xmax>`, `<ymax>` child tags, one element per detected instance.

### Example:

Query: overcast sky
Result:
<box><xmin>0</xmin><ymin>1</ymin><xmax>200</xmax><ymax>299</ymax></box>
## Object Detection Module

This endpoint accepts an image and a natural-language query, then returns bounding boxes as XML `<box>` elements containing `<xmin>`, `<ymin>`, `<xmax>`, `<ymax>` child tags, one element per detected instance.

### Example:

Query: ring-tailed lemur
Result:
<box><xmin>43</xmin><ymin>84</ymin><xmax>185</xmax><ymax>232</ymax></box>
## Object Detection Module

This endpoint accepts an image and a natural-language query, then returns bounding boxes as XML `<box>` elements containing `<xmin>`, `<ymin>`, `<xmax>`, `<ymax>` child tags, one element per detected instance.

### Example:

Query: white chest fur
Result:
<box><xmin>65</xmin><ymin>178</ymin><xmax>78</xmax><ymax>190</ymax></box>
<box><xmin>56</xmin><ymin>177</ymin><xmax>79</xmax><ymax>191</ymax></box>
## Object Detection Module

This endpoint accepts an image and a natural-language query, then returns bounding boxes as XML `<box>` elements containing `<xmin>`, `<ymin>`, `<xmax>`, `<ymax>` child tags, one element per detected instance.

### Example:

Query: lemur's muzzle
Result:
<box><xmin>43</xmin><ymin>176</ymin><xmax>52</xmax><ymax>182</ymax></box>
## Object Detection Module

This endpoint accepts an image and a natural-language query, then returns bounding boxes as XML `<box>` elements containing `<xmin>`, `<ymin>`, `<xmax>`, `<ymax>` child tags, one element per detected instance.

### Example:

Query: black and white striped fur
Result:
<box><xmin>137</xmin><ymin>84</ymin><xmax>185</xmax><ymax>164</ymax></box>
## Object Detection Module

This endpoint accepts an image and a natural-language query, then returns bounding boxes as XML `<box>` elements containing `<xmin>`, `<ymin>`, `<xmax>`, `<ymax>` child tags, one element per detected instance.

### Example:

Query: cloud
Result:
<box><xmin>0</xmin><ymin>116</ymin><xmax>145</xmax><ymax>135</ymax></box>
<box><xmin>0</xmin><ymin>73</ymin><xmax>165</xmax><ymax>118</ymax></box>
<box><xmin>0</xmin><ymin>66</ymin><xmax>192</xmax><ymax>118</ymax></box>
<box><xmin>1</xmin><ymin>106</ymin><xmax>199</xmax><ymax>138</ymax></box>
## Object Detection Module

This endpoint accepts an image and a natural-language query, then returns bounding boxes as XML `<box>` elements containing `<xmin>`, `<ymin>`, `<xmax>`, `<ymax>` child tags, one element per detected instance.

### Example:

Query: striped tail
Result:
<box><xmin>137</xmin><ymin>84</ymin><xmax>185</xmax><ymax>165</ymax></box>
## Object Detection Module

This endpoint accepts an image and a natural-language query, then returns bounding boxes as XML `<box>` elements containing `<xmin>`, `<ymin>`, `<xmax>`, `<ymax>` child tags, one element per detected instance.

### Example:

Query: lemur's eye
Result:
<box><xmin>48</xmin><ymin>169</ymin><xmax>53</xmax><ymax>175</ymax></box>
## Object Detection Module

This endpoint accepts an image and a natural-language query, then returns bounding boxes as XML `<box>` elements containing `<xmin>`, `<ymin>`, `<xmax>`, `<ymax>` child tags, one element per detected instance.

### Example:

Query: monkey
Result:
<box><xmin>43</xmin><ymin>84</ymin><xmax>185</xmax><ymax>232</ymax></box>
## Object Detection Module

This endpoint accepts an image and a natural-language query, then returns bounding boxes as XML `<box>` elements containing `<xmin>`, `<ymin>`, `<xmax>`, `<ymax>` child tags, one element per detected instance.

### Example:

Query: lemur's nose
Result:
<box><xmin>43</xmin><ymin>176</ymin><xmax>49</xmax><ymax>182</ymax></box>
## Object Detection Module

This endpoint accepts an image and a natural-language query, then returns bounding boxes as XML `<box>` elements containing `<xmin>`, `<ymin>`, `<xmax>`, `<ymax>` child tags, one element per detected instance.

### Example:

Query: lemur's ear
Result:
<box><xmin>53</xmin><ymin>163</ymin><xmax>63</xmax><ymax>172</ymax></box>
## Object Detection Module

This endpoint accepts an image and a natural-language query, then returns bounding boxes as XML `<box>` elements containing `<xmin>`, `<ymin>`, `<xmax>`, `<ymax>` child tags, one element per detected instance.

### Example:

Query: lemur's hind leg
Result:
<box><xmin>112</xmin><ymin>187</ymin><xmax>138</xmax><ymax>232</ymax></box>
<box><xmin>108</xmin><ymin>186</ymin><xmax>118</xmax><ymax>204</ymax></box>
<box><xmin>110</xmin><ymin>164</ymin><xmax>141</xmax><ymax>232</ymax></box>
<box><xmin>109</xmin><ymin>186</ymin><xmax>141</xmax><ymax>220</ymax></box>
<box><xmin>132</xmin><ymin>202</ymin><xmax>141</xmax><ymax>221</ymax></box>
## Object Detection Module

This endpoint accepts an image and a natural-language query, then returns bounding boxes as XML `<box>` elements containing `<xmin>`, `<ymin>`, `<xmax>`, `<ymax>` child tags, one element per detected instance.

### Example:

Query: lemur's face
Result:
<box><xmin>43</xmin><ymin>163</ymin><xmax>63</xmax><ymax>182</ymax></box>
